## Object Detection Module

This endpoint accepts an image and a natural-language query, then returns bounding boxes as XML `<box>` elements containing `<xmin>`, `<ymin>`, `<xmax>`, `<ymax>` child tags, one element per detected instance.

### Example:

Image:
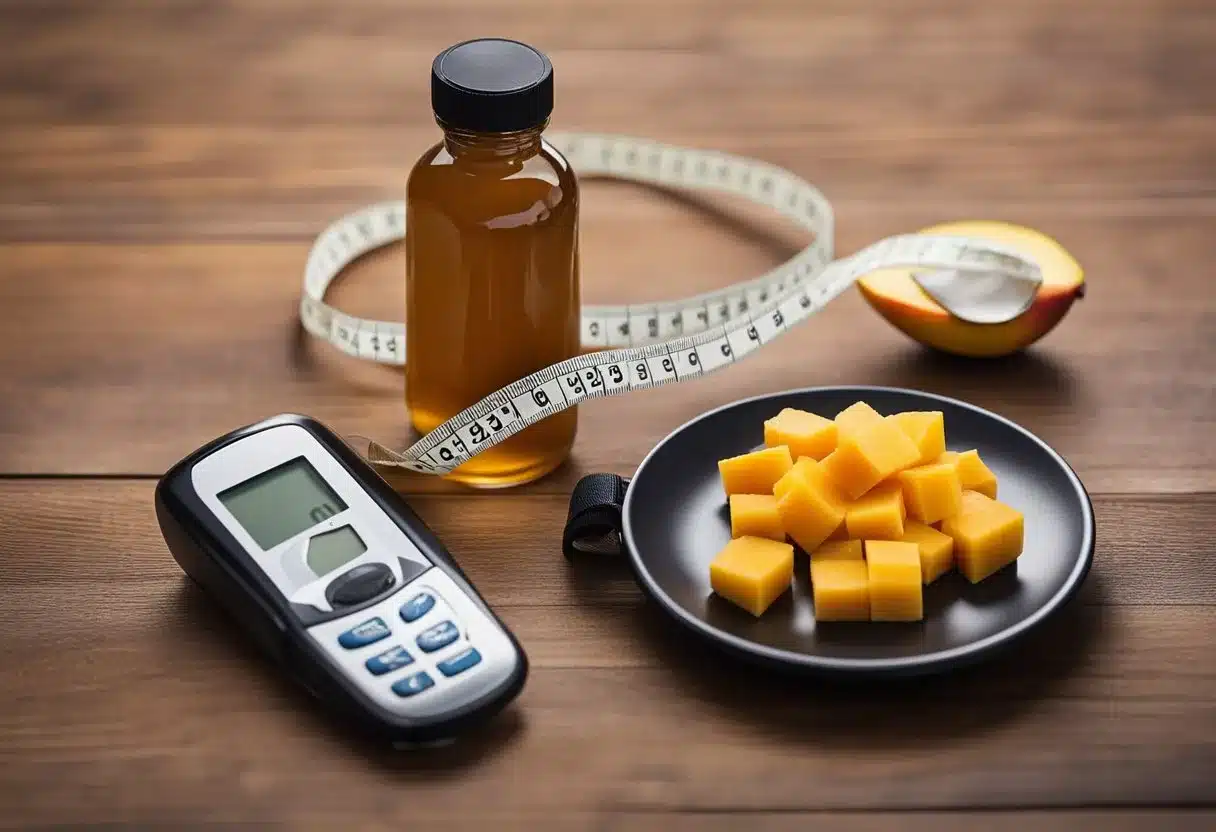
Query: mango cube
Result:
<box><xmin>729</xmin><ymin>494</ymin><xmax>785</xmax><ymax>541</ymax></box>
<box><xmin>845</xmin><ymin>481</ymin><xmax>906</xmax><ymax>540</ymax></box>
<box><xmin>891</xmin><ymin>411</ymin><xmax>946</xmax><ymax>465</ymax></box>
<box><xmin>810</xmin><ymin>559</ymin><xmax>870</xmax><ymax>621</ymax></box>
<box><xmin>709</xmin><ymin>536</ymin><xmax>795</xmax><ymax>617</ymax></box>
<box><xmin>822</xmin><ymin>418</ymin><xmax>922</xmax><ymax>500</ymax></box>
<box><xmin>774</xmin><ymin>459</ymin><xmax>848</xmax><ymax>553</ymax></box>
<box><xmin>958</xmin><ymin>488</ymin><xmax>996</xmax><ymax>513</ymax></box>
<box><xmin>704</xmin><ymin>399</ymin><xmax>1028</xmax><ymax>621</ymax></box>
<box><xmin>939</xmin><ymin>491</ymin><xmax>1024</xmax><ymax>583</ymax></box>
<box><xmin>899</xmin><ymin>521</ymin><xmax>955</xmax><ymax>584</ymax></box>
<box><xmin>865</xmin><ymin>540</ymin><xmax>924</xmax><ymax>621</ymax></box>
<box><xmin>897</xmin><ymin>461</ymin><xmax>963</xmax><ymax>524</ymax></box>
<box><xmin>719</xmin><ymin>445</ymin><xmax>793</xmax><ymax>496</ymax></box>
<box><xmin>834</xmin><ymin>401</ymin><xmax>884</xmax><ymax>437</ymax></box>
<box><xmin>773</xmin><ymin>456</ymin><xmax>817</xmax><ymax>502</ymax></box>
<box><xmin>764</xmin><ymin>407</ymin><xmax>837</xmax><ymax>461</ymax></box>
<box><xmin>938</xmin><ymin>449</ymin><xmax>998</xmax><ymax>499</ymax></box>
<box><xmin>811</xmin><ymin>539</ymin><xmax>864</xmax><ymax>562</ymax></box>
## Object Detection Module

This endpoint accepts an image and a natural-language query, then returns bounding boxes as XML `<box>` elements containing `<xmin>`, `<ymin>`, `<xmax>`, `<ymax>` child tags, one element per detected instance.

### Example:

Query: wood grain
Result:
<box><xmin>2</xmin><ymin>0</ymin><xmax>1213</xmax><ymax>128</ymax></box>
<box><xmin>0</xmin><ymin>214</ymin><xmax>1211</xmax><ymax>492</ymax></box>
<box><xmin>0</xmin><ymin>483</ymin><xmax>1213</xmax><ymax>607</ymax></box>
<box><xmin>1</xmin><ymin>0</ymin><xmax>1213</xmax><ymax>826</ymax></box>
<box><xmin>2</xmin><ymin>120</ymin><xmax>1213</xmax><ymax>242</ymax></box>
<box><xmin>600</xmin><ymin>813</ymin><xmax>1216</xmax><ymax>832</ymax></box>
<box><xmin>1</xmin><ymin>481</ymin><xmax>1214</xmax><ymax>823</ymax></box>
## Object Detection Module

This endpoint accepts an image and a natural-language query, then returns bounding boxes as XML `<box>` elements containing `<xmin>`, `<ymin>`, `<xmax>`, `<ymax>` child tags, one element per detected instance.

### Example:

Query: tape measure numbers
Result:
<box><xmin>299</xmin><ymin>132</ymin><xmax>1043</xmax><ymax>476</ymax></box>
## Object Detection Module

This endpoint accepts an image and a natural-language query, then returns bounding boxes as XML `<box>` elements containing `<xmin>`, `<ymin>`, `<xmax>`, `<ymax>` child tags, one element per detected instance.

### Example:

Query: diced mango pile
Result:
<box><xmin>708</xmin><ymin>401</ymin><xmax>1024</xmax><ymax>621</ymax></box>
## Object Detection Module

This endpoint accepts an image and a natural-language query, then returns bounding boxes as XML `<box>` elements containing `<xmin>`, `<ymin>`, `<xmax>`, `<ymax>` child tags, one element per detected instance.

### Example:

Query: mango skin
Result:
<box><xmin>857</xmin><ymin>220</ymin><xmax>1084</xmax><ymax>358</ymax></box>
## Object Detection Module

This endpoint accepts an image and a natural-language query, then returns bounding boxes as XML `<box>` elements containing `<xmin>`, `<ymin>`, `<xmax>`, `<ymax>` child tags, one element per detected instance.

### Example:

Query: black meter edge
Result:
<box><xmin>154</xmin><ymin>413</ymin><xmax>529</xmax><ymax>745</ymax></box>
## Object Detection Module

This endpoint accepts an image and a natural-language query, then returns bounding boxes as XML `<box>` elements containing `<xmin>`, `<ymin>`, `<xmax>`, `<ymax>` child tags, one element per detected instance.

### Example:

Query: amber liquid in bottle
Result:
<box><xmin>405</xmin><ymin>123</ymin><xmax>580</xmax><ymax>487</ymax></box>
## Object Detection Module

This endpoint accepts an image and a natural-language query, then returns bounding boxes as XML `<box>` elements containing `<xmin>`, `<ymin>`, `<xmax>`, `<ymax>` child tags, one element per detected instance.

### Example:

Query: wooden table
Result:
<box><xmin>2</xmin><ymin>1</ymin><xmax>1213</xmax><ymax>828</ymax></box>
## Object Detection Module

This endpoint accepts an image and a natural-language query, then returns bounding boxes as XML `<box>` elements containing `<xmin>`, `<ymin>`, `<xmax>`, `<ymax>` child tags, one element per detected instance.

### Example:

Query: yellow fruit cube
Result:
<box><xmin>822</xmin><ymin>418</ymin><xmax>922</xmax><ymax>500</ymax></box>
<box><xmin>773</xmin><ymin>456</ymin><xmax>817</xmax><ymax>501</ymax></box>
<box><xmin>719</xmin><ymin>445</ymin><xmax>793</xmax><ymax>496</ymax></box>
<box><xmin>899</xmin><ymin>521</ymin><xmax>955</xmax><ymax>584</ymax></box>
<box><xmin>890</xmin><ymin>411</ymin><xmax>946</xmax><ymax>465</ymax></box>
<box><xmin>845</xmin><ymin>481</ymin><xmax>906</xmax><ymax>539</ymax></box>
<box><xmin>811</xmin><ymin>539</ymin><xmax>864</xmax><ymax>562</ymax></box>
<box><xmin>865</xmin><ymin>540</ymin><xmax>924</xmax><ymax>621</ymax></box>
<box><xmin>834</xmin><ymin>401</ymin><xmax>884</xmax><ymax>437</ymax></box>
<box><xmin>939</xmin><ymin>491</ymin><xmax>1024</xmax><ymax>583</ymax></box>
<box><xmin>937</xmin><ymin>449</ymin><xmax>998</xmax><ymax>499</ymax></box>
<box><xmin>810</xmin><ymin>559</ymin><xmax>870</xmax><ymax>621</ymax></box>
<box><xmin>774</xmin><ymin>459</ymin><xmax>848</xmax><ymax>553</ymax></box>
<box><xmin>897</xmin><ymin>461</ymin><xmax>963</xmax><ymax>525</ymax></box>
<box><xmin>826</xmin><ymin>518</ymin><xmax>849</xmax><ymax>541</ymax></box>
<box><xmin>764</xmin><ymin>407</ymin><xmax>837</xmax><ymax>461</ymax></box>
<box><xmin>728</xmin><ymin>494</ymin><xmax>785</xmax><ymax>541</ymax></box>
<box><xmin>958</xmin><ymin>488</ymin><xmax>996</xmax><ymax>513</ymax></box>
<box><xmin>709</xmin><ymin>536</ymin><xmax>795</xmax><ymax>617</ymax></box>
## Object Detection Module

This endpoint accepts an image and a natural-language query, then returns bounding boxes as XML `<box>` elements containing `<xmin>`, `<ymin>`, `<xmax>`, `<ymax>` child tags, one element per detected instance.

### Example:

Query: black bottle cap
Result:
<box><xmin>431</xmin><ymin>38</ymin><xmax>554</xmax><ymax>133</ymax></box>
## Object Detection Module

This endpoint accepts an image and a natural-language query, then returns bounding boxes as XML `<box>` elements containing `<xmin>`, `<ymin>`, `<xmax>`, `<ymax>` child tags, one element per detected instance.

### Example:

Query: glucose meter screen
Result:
<box><xmin>218</xmin><ymin>456</ymin><xmax>348</xmax><ymax>551</ymax></box>
<box><xmin>305</xmin><ymin>525</ymin><xmax>368</xmax><ymax>577</ymax></box>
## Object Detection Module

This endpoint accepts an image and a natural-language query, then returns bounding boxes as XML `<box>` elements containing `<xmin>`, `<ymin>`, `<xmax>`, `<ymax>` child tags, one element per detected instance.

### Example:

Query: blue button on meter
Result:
<box><xmin>438</xmin><ymin>647</ymin><xmax>482</xmax><ymax>677</ymax></box>
<box><xmin>399</xmin><ymin>592</ymin><xmax>435</xmax><ymax>623</ymax></box>
<box><xmin>417</xmin><ymin>620</ymin><xmax>460</xmax><ymax>653</ymax></box>
<box><xmin>338</xmin><ymin>617</ymin><xmax>391</xmax><ymax>649</ymax></box>
<box><xmin>365</xmin><ymin>645</ymin><xmax>414</xmax><ymax>676</ymax></box>
<box><xmin>154</xmin><ymin>413</ymin><xmax>528</xmax><ymax>745</ymax></box>
<box><xmin>392</xmin><ymin>671</ymin><xmax>435</xmax><ymax>698</ymax></box>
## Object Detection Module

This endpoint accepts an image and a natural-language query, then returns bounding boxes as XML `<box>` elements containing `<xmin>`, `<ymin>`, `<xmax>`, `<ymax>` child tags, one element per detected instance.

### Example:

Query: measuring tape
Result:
<box><xmin>299</xmin><ymin>132</ymin><xmax>1043</xmax><ymax>476</ymax></box>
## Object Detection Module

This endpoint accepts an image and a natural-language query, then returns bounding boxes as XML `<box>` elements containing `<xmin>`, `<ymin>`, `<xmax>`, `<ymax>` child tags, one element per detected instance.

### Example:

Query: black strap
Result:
<box><xmin>562</xmin><ymin>473</ymin><xmax>630</xmax><ymax>560</ymax></box>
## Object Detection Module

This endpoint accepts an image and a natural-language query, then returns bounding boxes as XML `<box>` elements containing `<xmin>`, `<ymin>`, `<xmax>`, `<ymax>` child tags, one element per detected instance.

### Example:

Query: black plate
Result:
<box><xmin>620</xmin><ymin>386</ymin><xmax>1095</xmax><ymax>678</ymax></box>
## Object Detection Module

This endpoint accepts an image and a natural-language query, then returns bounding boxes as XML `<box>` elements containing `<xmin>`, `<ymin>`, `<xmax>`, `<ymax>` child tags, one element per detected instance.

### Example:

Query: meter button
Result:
<box><xmin>337</xmin><ymin>617</ymin><xmax>391</xmax><ymax>649</ymax></box>
<box><xmin>416</xmin><ymin>620</ymin><xmax>460</xmax><ymax>653</ymax></box>
<box><xmin>364</xmin><ymin>645</ymin><xmax>413</xmax><ymax>676</ymax></box>
<box><xmin>399</xmin><ymin>592</ymin><xmax>435</xmax><ymax>623</ymax></box>
<box><xmin>392</xmin><ymin>671</ymin><xmax>434</xmax><ymax>698</ymax></box>
<box><xmin>437</xmin><ymin>647</ymin><xmax>482</xmax><ymax>677</ymax></box>
<box><xmin>327</xmin><ymin>562</ymin><xmax>395</xmax><ymax>608</ymax></box>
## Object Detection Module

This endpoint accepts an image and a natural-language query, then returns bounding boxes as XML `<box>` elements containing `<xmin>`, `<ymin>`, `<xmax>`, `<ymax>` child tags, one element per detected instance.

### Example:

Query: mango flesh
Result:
<box><xmin>855</xmin><ymin>220</ymin><xmax>1085</xmax><ymax>358</ymax></box>
<box><xmin>811</xmin><ymin>539</ymin><xmax>864</xmax><ymax>562</ymax></box>
<box><xmin>897</xmin><ymin>461</ymin><xmax>963</xmax><ymax>525</ymax></box>
<box><xmin>891</xmin><ymin>411</ymin><xmax>946</xmax><ymax>465</ymax></box>
<box><xmin>719</xmin><ymin>445</ymin><xmax>793</xmax><ymax>496</ymax></box>
<box><xmin>865</xmin><ymin>540</ymin><xmax>924</xmax><ymax>621</ymax></box>
<box><xmin>939</xmin><ymin>490</ymin><xmax>1024</xmax><ymax>583</ymax></box>
<box><xmin>729</xmin><ymin>494</ymin><xmax>785</xmax><ymax>541</ymax></box>
<box><xmin>775</xmin><ymin>459</ymin><xmax>848</xmax><ymax>553</ymax></box>
<box><xmin>938</xmin><ymin>449</ymin><xmax>998</xmax><ymax>499</ymax></box>
<box><xmin>845</xmin><ymin>481</ymin><xmax>906</xmax><ymax>540</ymax></box>
<box><xmin>835</xmin><ymin>401</ymin><xmax>884</xmax><ymax>438</ymax></box>
<box><xmin>709</xmin><ymin>536</ymin><xmax>795</xmax><ymax>617</ymax></box>
<box><xmin>773</xmin><ymin>456</ymin><xmax>818</xmax><ymax>502</ymax></box>
<box><xmin>710</xmin><ymin>400</ymin><xmax>1028</xmax><ymax>622</ymax></box>
<box><xmin>822</xmin><ymin>417</ymin><xmax>922</xmax><ymax>500</ymax></box>
<box><xmin>764</xmin><ymin>407</ymin><xmax>837</xmax><ymax>461</ymax></box>
<box><xmin>810</xmin><ymin>559</ymin><xmax>870</xmax><ymax>621</ymax></box>
<box><xmin>899</xmin><ymin>521</ymin><xmax>955</xmax><ymax>584</ymax></box>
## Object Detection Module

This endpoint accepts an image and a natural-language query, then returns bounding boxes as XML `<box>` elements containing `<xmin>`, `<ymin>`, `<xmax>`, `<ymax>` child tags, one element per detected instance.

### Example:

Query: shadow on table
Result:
<box><xmin>858</xmin><ymin>344</ymin><xmax>1090</xmax><ymax>415</ymax></box>
<box><xmin>576</xmin><ymin>566</ymin><xmax>1107</xmax><ymax>751</ymax></box>
<box><xmin>171</xmin><ymin>579</ymin><xmax>525</xmax><ymax>776</ymax></box>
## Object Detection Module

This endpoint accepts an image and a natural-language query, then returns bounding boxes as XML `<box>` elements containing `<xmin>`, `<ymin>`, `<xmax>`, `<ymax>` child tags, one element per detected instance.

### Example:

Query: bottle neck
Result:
<box><xmin>439</xmin><ymin>120</ymin><xmax>547</xmax><ymax>161</ymax></box>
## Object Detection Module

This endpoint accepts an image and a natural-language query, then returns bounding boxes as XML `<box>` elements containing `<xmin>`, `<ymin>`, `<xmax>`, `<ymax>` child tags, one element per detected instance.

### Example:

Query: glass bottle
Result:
<box><xmin>405</xmin><ymin>38</ymin><xmax>580</xmax><ymax>488</ymax></box>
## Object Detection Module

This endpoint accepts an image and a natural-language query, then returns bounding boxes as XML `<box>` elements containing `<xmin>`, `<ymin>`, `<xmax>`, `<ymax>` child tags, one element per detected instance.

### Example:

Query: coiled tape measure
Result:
<box><xmin>299</xmin><ymin>132</ymin><xmax>1044</xmax><ymax>475</ymax></box>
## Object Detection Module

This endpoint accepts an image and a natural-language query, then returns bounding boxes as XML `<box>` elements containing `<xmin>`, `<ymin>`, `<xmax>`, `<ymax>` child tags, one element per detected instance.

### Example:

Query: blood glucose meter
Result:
<box><xmin>154</xmin><ymin>413</ymin><xmax>528</xmax><ymax>744</ymax></box>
